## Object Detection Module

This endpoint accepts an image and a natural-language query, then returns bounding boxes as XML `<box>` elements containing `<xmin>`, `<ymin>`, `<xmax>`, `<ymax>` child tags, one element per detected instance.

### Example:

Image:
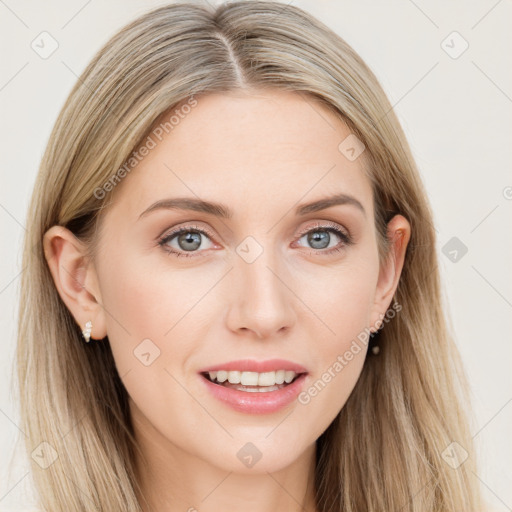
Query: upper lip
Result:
<box><xmin>198</xmin><ymin>359</ymin><xmax>308</xmax><ymax>374</ymax></box>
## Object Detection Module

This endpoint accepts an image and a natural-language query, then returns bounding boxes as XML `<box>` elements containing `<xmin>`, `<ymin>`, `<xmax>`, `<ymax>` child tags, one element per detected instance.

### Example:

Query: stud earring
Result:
<box><xmin>368</xmin><ymin>330</ymin><xmax>380</xmax><ymax>355</ymax></box>
<box><xmin>82</xmin><ymin>320</ymin><xmax>92</xmax><ymax>343</ymax></box>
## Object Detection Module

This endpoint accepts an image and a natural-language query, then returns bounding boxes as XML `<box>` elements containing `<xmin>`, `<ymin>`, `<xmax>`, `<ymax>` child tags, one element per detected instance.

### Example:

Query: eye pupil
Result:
<box><xmin>178</xmin><ymin>232</ymin><xmax>201</xmax><ymax>251</ymax></box>
<box><xmin>308</xmin><ymin>230</ymin><xmax>330</xmax><ymax>249</ymax></box>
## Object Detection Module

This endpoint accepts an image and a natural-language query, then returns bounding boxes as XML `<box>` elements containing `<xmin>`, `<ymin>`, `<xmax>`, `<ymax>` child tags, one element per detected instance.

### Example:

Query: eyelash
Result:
<box><xmin>157</xmin><ymin>222</ymin><xmax>353</xmax><ymax>259</ymax></box>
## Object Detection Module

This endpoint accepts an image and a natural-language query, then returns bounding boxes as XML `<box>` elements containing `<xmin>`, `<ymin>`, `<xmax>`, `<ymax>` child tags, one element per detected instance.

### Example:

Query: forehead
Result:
<box><xmin>109</xmin><ymin>89</ymin><xmax>373</xmax><ymax>220</ymax></box>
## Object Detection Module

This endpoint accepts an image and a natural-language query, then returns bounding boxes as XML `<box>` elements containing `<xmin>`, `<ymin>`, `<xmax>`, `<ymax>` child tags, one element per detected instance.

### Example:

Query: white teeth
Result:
<box><xmin>227</xmin><ymin>371</ymin><xmax>241</xmax><ymax>384</ymax></box>
<box><xmin>258</xmin><ymin>372</ymin><xmax>275</xmax><ymax>386</ymax></box>
<box><xmin>206</xmin><ymin>370</ymin><xmax>299</xmax><ymax>386</ymax></box>
<box><xmin>284</xmin><ymin>371</ymin><xmax>295</xmax><ymax>383</ymax></box>
<box><xmin>241</xmin><ymin>371</ymin><xmax>259</xmax><ymax>386</ymax></box>
<box><xmin>216</xmin><ymin>370</ymin><xmax>228</xmax><ymax>383</ymax></box>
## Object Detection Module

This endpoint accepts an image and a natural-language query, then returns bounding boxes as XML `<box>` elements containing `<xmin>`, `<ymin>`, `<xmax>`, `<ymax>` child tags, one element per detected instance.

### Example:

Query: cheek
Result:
<box><xmin>97</xmin><ymin>250</ymin><xmax>218</xmax><ymax>360</ymax></box>
<box><xmin>96</xmin><ymin>256</ymin><xmax>216</xmax><ymax>457</ymax></box>
<box><xmin>296</xmin><ymin>349</ymin><xmax>366</xmax><ymax>442</ymax></box>
<box><xmin>295</xmin><ymin>304</ymin><xmax>371</xmax><ymax>442</ymax></box>
<box><xmin>295</xmin><ymin>257</ymin><xmax>379</xmax><ymax>430</ymax></box>
<box><xmin>305</xmin><ymin>255</ymin><xmax>380</xmax><ymax>343</ymax></box>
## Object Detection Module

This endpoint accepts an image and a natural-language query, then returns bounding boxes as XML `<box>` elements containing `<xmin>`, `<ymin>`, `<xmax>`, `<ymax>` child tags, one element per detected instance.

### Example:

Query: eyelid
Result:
<box><xmin>295</xmin><ymin>220</ymin><xmax>351</xmax><ymax>240</ymax></box>
<box><xmin>158</xmin><ymin>222</ymin><xmax>217</xmax><ymax>241</ymax></box>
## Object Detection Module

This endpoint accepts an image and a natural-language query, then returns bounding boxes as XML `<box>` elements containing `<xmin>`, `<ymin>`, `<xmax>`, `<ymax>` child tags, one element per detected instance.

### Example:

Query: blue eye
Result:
<box><xmin>158</xmin><ymin>225</ymin><xmax>215</xmax><ymax>258</ymax></box>
<box><xmin>158</xmin><ymin>221</ymin><xmax>353</xmax><ymax>259</ymax></box>
<box><xmin>294</xmin><ymin>222</ymin><xmax>353</xmax><ymax>256</ymax></box>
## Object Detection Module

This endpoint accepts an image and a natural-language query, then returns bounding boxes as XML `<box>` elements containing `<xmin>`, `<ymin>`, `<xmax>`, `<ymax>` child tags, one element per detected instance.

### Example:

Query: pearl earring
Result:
<box><xmin>369</xmin><ymin>330</ymin><xmax>380</xmax><ymax>355</ymax></box>
<box><xmin>82</xmin><ymin>320</ymin><xmax>92</xmax><ymax>343</ymax></box>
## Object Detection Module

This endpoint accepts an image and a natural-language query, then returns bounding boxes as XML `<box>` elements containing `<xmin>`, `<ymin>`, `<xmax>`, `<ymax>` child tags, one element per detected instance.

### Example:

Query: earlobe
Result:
<box><xmin>370</xmin><ymin>214</ymin><xmax>411</xmax><ymax>331</ymax></box>
<box><xmin>43</xmin><ymin>225</ymin><xmax>107</xmax><ymax>341</ymax></box>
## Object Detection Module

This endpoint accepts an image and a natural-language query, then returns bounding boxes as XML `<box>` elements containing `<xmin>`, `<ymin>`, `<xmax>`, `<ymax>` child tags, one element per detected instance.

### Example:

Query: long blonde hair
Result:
<box><xmin>15</xmin><ymin>1</ymin><xmax>483</xmax><ymax>510</ymax></box>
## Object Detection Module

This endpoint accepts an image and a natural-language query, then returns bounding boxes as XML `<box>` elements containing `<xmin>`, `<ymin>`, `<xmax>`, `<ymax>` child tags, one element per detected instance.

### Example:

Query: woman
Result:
<box><xmin>16</xmin><ymin>1</ymin><xmax>483</xmax><ymax>510</ymax></box>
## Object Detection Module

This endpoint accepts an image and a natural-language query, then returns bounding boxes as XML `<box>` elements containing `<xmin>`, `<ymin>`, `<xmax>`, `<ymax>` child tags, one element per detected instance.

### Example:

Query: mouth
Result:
<box><xmin>200</xmin><ymin>369</ymin><xmax>306</xmax><ymax>393</ymax></box>
<box><xmin>197</xmin><ymin>359</ymin><xmax>310</xmax><ymax>413</ymax></box>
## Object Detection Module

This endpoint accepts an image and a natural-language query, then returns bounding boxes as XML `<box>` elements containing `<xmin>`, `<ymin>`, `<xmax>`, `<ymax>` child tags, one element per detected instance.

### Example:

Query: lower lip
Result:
<box><xmin>199</xmin><ymin>373</ymin><xmax>308</xmax><ymax>414</ymax></box>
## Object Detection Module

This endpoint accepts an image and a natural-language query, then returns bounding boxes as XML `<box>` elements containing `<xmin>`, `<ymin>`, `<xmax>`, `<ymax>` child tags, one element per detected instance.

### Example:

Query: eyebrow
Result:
<box><xmin>138</xmin><ymin>193</ymin><xmax>366</xmax><ymax>220</ymax></box>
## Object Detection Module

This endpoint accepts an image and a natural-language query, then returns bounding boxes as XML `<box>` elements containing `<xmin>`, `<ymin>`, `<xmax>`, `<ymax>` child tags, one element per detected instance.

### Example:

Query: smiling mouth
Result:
<box><xmin>201</xmin><ymin>370</ymin><xmax>305</xmax><ymax>393</ymax></box>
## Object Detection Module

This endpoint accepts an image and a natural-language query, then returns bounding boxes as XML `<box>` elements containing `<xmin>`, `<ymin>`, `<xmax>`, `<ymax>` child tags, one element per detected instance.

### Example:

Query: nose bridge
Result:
<box><xmin>226</xmin><ymin>235</ymin><xmax>296</xmax><ymax>338</ymax></box>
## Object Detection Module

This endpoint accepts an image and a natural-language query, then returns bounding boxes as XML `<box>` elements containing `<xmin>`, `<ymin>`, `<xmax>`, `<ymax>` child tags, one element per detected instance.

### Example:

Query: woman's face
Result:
<box><xmin>83</xmin><ymin>90</ymin><xmax>406</xmax><ymax>474</ymax></box>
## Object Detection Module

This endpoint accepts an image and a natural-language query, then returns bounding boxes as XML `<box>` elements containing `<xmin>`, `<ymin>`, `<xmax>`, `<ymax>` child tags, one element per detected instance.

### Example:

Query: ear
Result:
<box><xmin>43</xmin><ymin>225</ymin><xmax>107</xmax><ymax>341</ymax></box>
<box><xmin>369</xmin><ymin>214</ymin><xmax>411</xmax><ymax>332</ymax></box>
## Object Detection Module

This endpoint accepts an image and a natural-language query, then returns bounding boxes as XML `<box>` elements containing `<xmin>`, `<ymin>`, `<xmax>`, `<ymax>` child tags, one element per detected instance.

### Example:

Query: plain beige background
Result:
<box><xmin>0</xmin><ymin>0</ymin><xmax>511</xmax><ymax>510</ymax></box>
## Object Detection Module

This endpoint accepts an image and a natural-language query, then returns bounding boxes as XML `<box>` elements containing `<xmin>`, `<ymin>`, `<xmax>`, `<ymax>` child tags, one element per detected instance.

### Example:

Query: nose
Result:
<box><xmin>224</xmin><ymin>249</ymin><xmax>297</xmax><ymax>339</ymax></box>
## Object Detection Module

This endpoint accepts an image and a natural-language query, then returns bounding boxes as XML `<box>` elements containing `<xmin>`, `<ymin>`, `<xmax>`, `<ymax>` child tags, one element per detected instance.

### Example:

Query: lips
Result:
<box><xmin>199</xmin><ymin>371</ymin><xmax>308</xmax><ymax>414</ymax></box>
<box><xmin>197</xmin><ymin>359</ymin><xmax>309</xmax><ymax>414</ymax></box>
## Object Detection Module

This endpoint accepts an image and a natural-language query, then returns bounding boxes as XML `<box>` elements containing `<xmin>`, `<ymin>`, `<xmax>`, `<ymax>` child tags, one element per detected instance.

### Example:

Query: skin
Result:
<box><xmin>44</xmin><ymin>89</ymin><xmax>410</xmax><ymax>512</ymax></box>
